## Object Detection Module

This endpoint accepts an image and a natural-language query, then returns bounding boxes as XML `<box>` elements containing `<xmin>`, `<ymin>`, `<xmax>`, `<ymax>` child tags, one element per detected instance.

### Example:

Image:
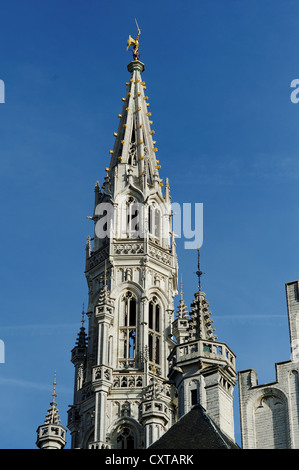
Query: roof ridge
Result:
<box><xmin>200</xmin><ymin>406</ymin><xmax>230</xmax><ymax>449</ymax></box>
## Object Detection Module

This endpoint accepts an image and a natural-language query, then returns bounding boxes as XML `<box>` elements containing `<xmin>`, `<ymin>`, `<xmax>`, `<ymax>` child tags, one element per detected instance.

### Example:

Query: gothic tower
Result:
<box><xmin>67</xmin><ymin>49</ymin><xmax>179</xmax><ymax>449</ymax></box>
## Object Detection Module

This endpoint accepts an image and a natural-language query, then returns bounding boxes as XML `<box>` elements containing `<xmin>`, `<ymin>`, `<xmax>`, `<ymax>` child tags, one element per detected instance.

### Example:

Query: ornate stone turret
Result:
<box><xmin>68</xmin><ymin>28</ymin><xmax>178</xmax><ymax>449</ymax></box>
<box><xmin>168</xmin><ymin>251</ymin><xmax>237</xmax><ymax>442</ymax></box>
<box><xmin>187</xmin><ymin>250</ymin><xmax>217</xmax><ymax>342</ymax></box>
<box><xmin>36</xmin><ymin>372</ymin><xmax>66</xmax><ymax>449</ymax></box>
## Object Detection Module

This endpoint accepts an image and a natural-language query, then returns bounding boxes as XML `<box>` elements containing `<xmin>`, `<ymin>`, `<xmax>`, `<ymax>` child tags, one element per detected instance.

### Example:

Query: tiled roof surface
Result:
<box><xmin>149</xmin><ymin>404</ymin><xmax>239</xmax><ymax>449</ymax></box>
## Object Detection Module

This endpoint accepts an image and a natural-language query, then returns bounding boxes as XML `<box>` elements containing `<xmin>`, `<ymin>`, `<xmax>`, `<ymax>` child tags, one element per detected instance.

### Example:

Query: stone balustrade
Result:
<box><xmin>169</xmin><ymin>338</ymin><xmax>236</xmax><ymax>372</ymax></box>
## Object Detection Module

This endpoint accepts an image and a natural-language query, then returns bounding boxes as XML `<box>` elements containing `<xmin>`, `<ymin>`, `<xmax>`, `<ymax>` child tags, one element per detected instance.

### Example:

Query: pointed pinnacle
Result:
<box><xmin>52</xmin><ymin>370</ymin><xmax>57</xmax><ymax>402</ymax></box>
<box><xmin>180</xmin><ymin>274</ymin><xmax>184</xmax><ymax>300</ymax></box>
<box><xmin>196</xmin><ymin>248</ymin><xmax>202</xmax><ymax>291</ymax></box>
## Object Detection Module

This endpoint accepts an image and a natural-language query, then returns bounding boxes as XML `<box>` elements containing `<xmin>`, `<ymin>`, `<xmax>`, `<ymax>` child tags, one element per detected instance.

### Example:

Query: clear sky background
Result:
<box><xmin>0</xmin><ymin>0</ymin><xmax>299</xmax><ymax>449</ymax></box>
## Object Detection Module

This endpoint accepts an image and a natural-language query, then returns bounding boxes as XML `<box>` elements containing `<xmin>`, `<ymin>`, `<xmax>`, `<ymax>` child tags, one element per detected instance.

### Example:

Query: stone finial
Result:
<box><xmin>196</xmin><ymin>248</ymin><xmax>202</xmax><ymax>291</ymax></box>
<box><xmin>126</xmin><ymin>19</ymin><xmax>141</xmax><ymax>61</ymax></box>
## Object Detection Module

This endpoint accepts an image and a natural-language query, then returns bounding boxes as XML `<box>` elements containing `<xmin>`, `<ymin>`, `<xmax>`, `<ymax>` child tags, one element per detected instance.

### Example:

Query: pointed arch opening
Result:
<box><xmin>128</xmin><ymin>128</ymin><xmax>137</xmax><ymax>166</ymax></box>
<box><xmin>110</xmin><ymin>420</ymin><xmax>142</xmax><ymax>450</ymax></box>
<box><xmin>148</xmin><ymin>204</ymin><xmax>160</xmax><ymax>239</ymax></box>
<box><xmin>148</xmin><ymin>296</ymin><xmax>162</xmax><ymax>369</ymax></box>
<box><xmin>116</xmin><ymin>427</ymin><xmax>135</xmax><ymax>449</ymax></box>
<box><xmin>126</xmin><ymin>196</ymin><xmax>141</xmax><ymax>237</ymax></box>
<box><xmin>120</xmin><ymin>292</ymin><xmax>138</xmax><ymax>368</ymax></box>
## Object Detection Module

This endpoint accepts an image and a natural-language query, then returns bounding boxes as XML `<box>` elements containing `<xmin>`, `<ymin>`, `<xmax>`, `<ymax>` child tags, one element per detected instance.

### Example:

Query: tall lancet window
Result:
<box><xmin>128</xmin><ymin>129</ymin><xmax>137</xmax><ymax>166</ymax></box>
<box><xmin>120</xmin><ymin>292</ymin><xmax>137</xmax><ymax>366</ymax></box>
<box><xmin>116</xmin><ymin>427</ymin><xmax>135</xmax><ymax>450</ymax></box>
<box><xmin>148</xmin><ymin>297</ymin><xmax>161</xmax><ymax>367</ymax></box>
<box><xmin>148</xmin><ymin>204</ymin><xmax>160</xmax><ymax>239</ymax></box>
<box><xmin>126</xmin><ymin>196</ymin><xmax>140</xmax><ymax>236</ymax></box>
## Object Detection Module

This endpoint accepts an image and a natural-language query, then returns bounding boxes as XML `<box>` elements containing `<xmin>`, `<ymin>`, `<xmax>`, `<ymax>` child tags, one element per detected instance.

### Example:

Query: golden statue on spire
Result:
<box><xmin>127</xmin><ymin>19</ymin><xmax>141</xmax><ymax>60</ymax></box>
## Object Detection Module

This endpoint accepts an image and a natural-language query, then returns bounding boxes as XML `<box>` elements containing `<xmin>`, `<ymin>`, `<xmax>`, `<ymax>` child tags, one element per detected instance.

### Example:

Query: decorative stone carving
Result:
<box><xmin>86</xmin><ymin>247</ymin><xmax>109</xmax><ymax>271</ymax></box>
<box><xmin>112</xmin><ymin>374</ymin><xmax>143</xmax><ymax>389</ymax></box>
<box><xmin>114</xmin><ymin>242</ymin><xmax>144</xmax><ymax>255</ymax></box>
<box><xmin>148</xmin><ymin>245</ymin><xmax>171</xmax><ymax>266</ymax></box>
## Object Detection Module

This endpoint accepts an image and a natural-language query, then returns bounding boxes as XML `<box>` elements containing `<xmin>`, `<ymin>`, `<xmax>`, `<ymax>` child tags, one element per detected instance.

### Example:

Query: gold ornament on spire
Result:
<box><xmin>126</xmin><ymin>19</ymin><xmax>141</xmax><ymax>60</ymax></box>
<box><xmin>104</xmin><ymin>259</ymin><xmax>108</xmax><ymax>286</ymax></box>
<box><xmin>180</xmin><ymin>274</ymin><xmax>184</xmax><ymax>300</ymax></box>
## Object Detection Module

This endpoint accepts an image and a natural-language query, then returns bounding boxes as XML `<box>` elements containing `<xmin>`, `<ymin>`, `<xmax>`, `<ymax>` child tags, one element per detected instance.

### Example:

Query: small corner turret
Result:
<box><xmin>169</xmin><ymin>250</ymin><xmax>237</xmax><ymax>442</ymax></box>
<box><xmin>36</xmin><ymin>372</ymin><xmax>67</xmax><ymax>449</ymax></box>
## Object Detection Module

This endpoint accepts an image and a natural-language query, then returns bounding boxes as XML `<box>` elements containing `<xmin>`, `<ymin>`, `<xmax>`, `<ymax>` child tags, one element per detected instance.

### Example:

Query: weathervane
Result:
<box><xmin>81</xmin><ymin>303</ymin><xmax>85</xmax><ymax>327</ymax></box>
<box><xmin>126</xmin><ymin>19</ymin><xmax>141</xmax><ymax>60</ymax></box>
<box><xmin>180</xmin><ymin>274</ymin><xmax>184</xmax><ymax>300</ymax></box>
<box><xmin>52</xmin><ymin>370</ymin><xmax>57</xmax><ymax>403</ymax></box>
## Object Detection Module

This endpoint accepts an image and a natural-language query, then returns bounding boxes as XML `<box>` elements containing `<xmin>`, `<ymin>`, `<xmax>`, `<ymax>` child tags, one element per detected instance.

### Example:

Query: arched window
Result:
<box><xmin>116</xmin><ymin>427</ymin><xmax>135</xmax><ymax>450</ymax></box>
<box><xmin>148</xmin><ymin>297</ymin><xmax>161</xmax><ymax>366</ymax></box>
<box><xmin>149</xmin><ymin>301</ymin><xmax>160</xmax><ymax>332</ymax></box>
<box><xmin>120</xmin><ymin>292</ymin><xmax>137</xmax><ymax>366</ymax></box>
<box><xmin>191</xmin><ymin>389</ymin><xmax>198</xmax><ymax>406</ymax></box>
<box><xmin>123</xmin><ymin>293</ymin><xmax>136</xmax><ymax>327</ymax></box>
<box><xmin>148</xmin><ymin>204</ymin><xmax>160</xmax><ymax>238</ymax></box>
<box><xmin>127</xmin><ymin>196</ymin><xmax>140</xmax><ymax>235</ymax></box>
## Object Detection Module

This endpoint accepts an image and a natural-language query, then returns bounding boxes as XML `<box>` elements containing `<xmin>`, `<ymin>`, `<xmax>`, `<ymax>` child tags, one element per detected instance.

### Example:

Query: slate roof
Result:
<box><xmin>149</xmin><ymin>404</ymin><xmax>239</xmax><ymax>449</ymax></box>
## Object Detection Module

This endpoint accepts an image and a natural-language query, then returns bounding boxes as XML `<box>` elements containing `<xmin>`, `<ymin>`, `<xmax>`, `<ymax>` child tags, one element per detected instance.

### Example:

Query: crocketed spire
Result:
<box><xmin>188</xmin><ymin>250</ymin><xmax>217</xmax><ymax>341</ymax></box>
<box><xmin>101</xmin><ymin>53</ymin><xmax>164</xmax><ymax>199</ymax></box>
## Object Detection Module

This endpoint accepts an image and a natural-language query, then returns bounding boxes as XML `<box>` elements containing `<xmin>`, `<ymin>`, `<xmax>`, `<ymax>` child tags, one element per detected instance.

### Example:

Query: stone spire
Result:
<box><xmin>188</xmin><ymin>250</ymin><xmax>217</xmax><ymax>341</ymax></box>
<box><xmin>36</xmin><ymin>372</ymin><xmax>66</xmax><ymax>449</ymax></box>
<box><xmin>43</xmin><ymin>371</ymin><xmax>61</xmax><ymax>425</ymax></box>
<box><xmin>177</xmin><ymin>275</ymin><xmax>189</xmax><ymax>319</ymax></box>
<box><xmin>101</xmin><ymin>56</ymin><xmax>163</xmax><ymax>200</ymax></box>
<box><xmin>75</xmin><ymin>305</ymin><xmax>88</xmax><ymax>349</ymax></box>
<box><xmin>173</xmin><ymin>275</ymin><xmax>189</xmax><ymax>344</ymax></box>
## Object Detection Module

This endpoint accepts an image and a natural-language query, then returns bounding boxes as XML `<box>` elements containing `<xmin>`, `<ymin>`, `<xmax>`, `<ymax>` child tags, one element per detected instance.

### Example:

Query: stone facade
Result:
<box><xmin>239</xmin><ymin>280</ymin><xmax>299</xmax><ymax>449</ymax></box>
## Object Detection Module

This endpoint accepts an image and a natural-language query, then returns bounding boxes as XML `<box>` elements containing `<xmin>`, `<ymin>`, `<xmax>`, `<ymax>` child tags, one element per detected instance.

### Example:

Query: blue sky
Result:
<box><xmin>1</xmin><ymin>0</ymin><xmax>299</xmax><ymax>449</ymax></box>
